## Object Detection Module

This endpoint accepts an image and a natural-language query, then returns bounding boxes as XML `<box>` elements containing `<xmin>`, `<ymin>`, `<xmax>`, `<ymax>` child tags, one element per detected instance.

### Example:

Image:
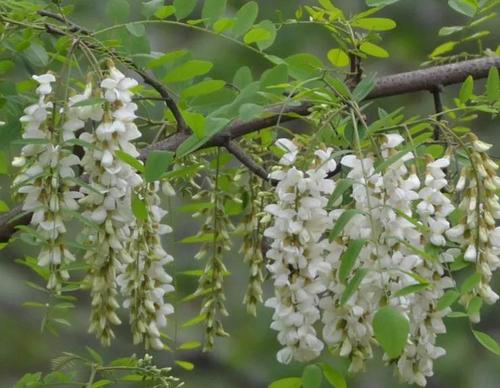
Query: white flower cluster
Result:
<box><xmin>118</xmin><ymin>182</ymin><xmax>175</xmax><ymax>350</ymax></box>
<box><xmin>264</xmin><ymin>138</ymin><xmax>336</xmax><ymax>363</ymax></box>
<box><xmin>79</xmin><ymin>66</ymin><xmax>143</xmax><ymax>344</ymax></box>
<box><xmin>14</xmin><ymin>68</ymin><xmax>176</xmax><ymax>347</ymax></box>
<box><xmin>13</xmin><ymin>73</ymin><xmax>81</xmax><ymax>289</ymax></box>
<box><xmin>264</xmin><ymin>136</ymin><xmax>479</xmax><ymax>386</ymax></box>
<box><xmin>447</xmin><ymin>137</ymin><xmax>500</xmax><ymax>308</ymax></box>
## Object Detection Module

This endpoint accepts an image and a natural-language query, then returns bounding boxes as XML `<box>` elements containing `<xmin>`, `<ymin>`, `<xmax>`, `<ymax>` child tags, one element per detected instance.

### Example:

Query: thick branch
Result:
<box><xmin>368</xmin><ymin>56</ymin><xmax>500</xmax><ymax>98</ymax></box>
<box><xmin>139</xmin><ymin>102</ymin><xmax>313</xmax><ymax>160</ymax></box>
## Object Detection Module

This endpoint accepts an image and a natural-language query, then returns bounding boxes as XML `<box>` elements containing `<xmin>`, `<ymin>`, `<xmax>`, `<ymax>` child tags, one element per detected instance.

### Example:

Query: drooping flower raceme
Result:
<box><xmin>447</xmin><ymin>136</ymin><xmax>500</xmax><ymax>309</ymax></box>
<box><xmin>266</xmin><ymin>135</ymin><xmax>462</xmax><ymax>386</ymax></box>
<box><xmin>264</xmin><ymin>139</ymin><xmax>336</xmax><ymax>363</ymax></box>
<box><xmin>118</xmin><ymin>182</ymin><xmax>175</xmax><ymax>350</ymax></box>
<box><xmin>13</xmin><ymin>73</ymin><xmax>81</xmax><ymax>290</ymax></box>
<box><xmin>79</xmin><ymin>65</ymin><xmax>144</xmax><ymax>345</ymax></box>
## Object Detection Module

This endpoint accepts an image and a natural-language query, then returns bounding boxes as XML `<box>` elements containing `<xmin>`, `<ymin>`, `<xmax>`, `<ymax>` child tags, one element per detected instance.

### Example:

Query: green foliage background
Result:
<box><xmin>0</xmin><ymin>0</ymin><xmax>499</xmax><ymax>387</ymax></box>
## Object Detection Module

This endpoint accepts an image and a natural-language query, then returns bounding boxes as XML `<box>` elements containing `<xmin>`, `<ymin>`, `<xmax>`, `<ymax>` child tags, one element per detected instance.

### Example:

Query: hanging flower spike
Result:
<box><xmin>79</xmin><ymin>63</ymin><xmax>143</xmax><ymax>345</ymax></box>
<box><xmin>447</xmin><ymin>134</ymin><xmax>500</xmax><ymax>312</ymax></box>
<box><xmin>118</xmin><ymin>182</ymin><xmax>175</xmax><ymax>350</ymax></box>
<box><xmin>13</xmin><ymin>73</ymin><xmax>82</xmax><ymax>290</ymax></box>
<box><xmin>264</xmin><ymin>139</ymin><xmax>336</xmax><ymax>363</ymax></box>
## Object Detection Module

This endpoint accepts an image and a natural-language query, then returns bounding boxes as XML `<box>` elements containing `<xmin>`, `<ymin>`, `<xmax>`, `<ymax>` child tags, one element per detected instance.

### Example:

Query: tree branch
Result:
<box><xmin>368</xmin><ymin>56</ymin><xmax>500</xmax><ymax>98</ymax></box>
<box><xmin>224</xmin><ymin>141</ymin><xmax>272</xmax><ymax>183</ymax></box>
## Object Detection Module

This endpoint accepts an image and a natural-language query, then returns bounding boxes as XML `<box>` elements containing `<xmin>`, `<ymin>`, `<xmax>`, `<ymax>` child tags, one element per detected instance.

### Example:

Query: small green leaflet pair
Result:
<box><xmin>269</xmin><ymin>363</ymin><xmax>346</xmax><ymax>388</ymax></box>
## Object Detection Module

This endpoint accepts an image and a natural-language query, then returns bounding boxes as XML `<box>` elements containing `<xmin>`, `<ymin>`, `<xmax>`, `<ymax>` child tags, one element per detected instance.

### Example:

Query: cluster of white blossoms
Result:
<box><xmin>13</xmin><ymin>68</ymin><xmax>176</xmax><ymax>347</ymax></box>
<box><xmin>118</xmin><ymin>182</ymin><xmax>175</xmax><ymax>350</ymax></box>
<box><xmin>13</xmin><ymin>73</ymin><xmax>81</xmax><ymax>289</ymax></box>
<box><xmin>448</xmin><ymin>136</ymin><xmax>500</xmax><ymax>308</ymax></box>
<box><xmin>264</xmin><ymin>138</ymin><xmax>336</xmax><ymax>363</ymax></box>
<box><xmin>264</xmin><ymin>135</ymin><xmax>499</xmax><ymax>386</ymax></box>
<box><xmin>79</xmin><ymin>66</ymin><xmax>144</xmax><ymax>344</ymax></box>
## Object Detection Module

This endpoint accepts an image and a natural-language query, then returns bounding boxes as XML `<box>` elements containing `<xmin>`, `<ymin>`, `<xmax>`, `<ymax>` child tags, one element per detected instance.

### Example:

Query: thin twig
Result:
<box><xmin>38</xmin><ymin>9</ymin><xmax>189</xmax><ymax>134</ymax></box>
<box><xmin>224</xmin><ymin>141</ymin><xmax>272</xmax><ymax>183</ymax></box>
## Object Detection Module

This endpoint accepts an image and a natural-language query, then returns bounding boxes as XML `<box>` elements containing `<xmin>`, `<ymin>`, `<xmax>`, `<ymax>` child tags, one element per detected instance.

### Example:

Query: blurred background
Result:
<box><xmin>0</xmin><ymin>0</ymin><xmax>499</xmax><ymax>387</ymax></box>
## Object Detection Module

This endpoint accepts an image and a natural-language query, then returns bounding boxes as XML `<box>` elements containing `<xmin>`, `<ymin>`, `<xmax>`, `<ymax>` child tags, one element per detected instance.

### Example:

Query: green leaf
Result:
<box><xmin>202</xmin><ymin>0</ymin><xmax>226</xmax><ymax>27</ymax></box>
<box><xmin>285</xmin><ymin>53</ymin><xmax>323</xmax><ymax>80</ymax></box>
<box><xmin>340</xmin><ymin>268</ymin><xmax>369</xmax><ymax>305</ymax></box>
<box><xmin>233</xmin><ymin>66</ymin><xmax>253</xmax><ymax>89</ymax></box>
<box><xmin>439</xmin><ymin>25</ymin><xmax>464</xmax><ymax>36</ymax></box>
<box><xmin>126</xmin><ymin>23</ymin><xmax>145</xmax><ymax>37</ymax></box>
<box><xmin>183</xmin><ymin>111</ymin><xmax>206</xmax><ymax>138</ymax></box>
<box><xmin>467</xmin><ymin>296</ymin><xmax>482</xmax><ymax>316</ymax></box>
<box><xmin>181</xmin><ymin>313</ymin><xmax>206</xmax><ymax>328</ymax></box>
<box><xmin>329</xmin><ymin>209</ymin><xmax>363</xmax><ymax>241</ymax></box>
<box><xmin>115</xmin><ymin>150</ymin><xmax>145</xmax><ymax>172</ymax></box>
<box><xmin>178</xmin><ymin>341</ymin><xmax>202</xmax><ymax>350</ymax></box>
<box><xmin>232</xmin><ymin>2</ymin><xmax>259</xmax><ymax>38</ymax></box>
<box><xmin>339</xmin><ymin>239</ymin><xmax>366</xmax><ymax>282</ymax></box>
<box><xmin>182</xmin><ymin>79</ymin><xmax>226</xmax><ymax>98</ymax></box>
<box><xmin>268</xmin><ymin>377</ymin><xmax>302</xmax><ymax>388</ymax></box>
<box><xmin>24</xmin><ymin>43</ymin><xmax>49</xmax><ymax>67</ymax></box>
<box><xmin>373</xmin><ymin>306</ymin><xmax>409</xmax><ymax>359</ymax></box>
<box><xmin>327</xmin><ymin>179</ymin><xmax>354</xmax><ymax>208</ymax></box>
<box><xmin>448</xmin><ymin>0</ymin><xmax>477</xmax><ymax>17</ymax></box>
<box><xmin>132</xmin><ymin>194</ymin><xmax>148</xmax><ymax>221</ymax></box>
<box><xmin>393</xmin><ymin>283</ymin><xmax>429</xmax><ymax>297</ymax></box>
<box><xmin>302</xmin><ymin>364</ymin><xmax>322</xmax><ymax>388</ymax></box>
<box><xmin>460</xmin><ymin>272</ymin><xmax>481</xmax><ymax>294</ymax></box>
<box><xmin>486</xmin><ymin>67</ymin><xmax>499</xmax><ymax>103</ymax></box>
<box><xmin>106</xmin><ymin>0</ymin><xmax>130</xmax><ymax>23</ymax></box>
<box><xmin>261</xmin><ymin>64</ymin><xmax>289</xmax><ymax>90</ymax></box>
<box><xmin>180</xmin><ymin>233</ymin><xmax>215</xmax><ymax>243</ymax></box>
<box><xmin>352</xmin><ymin>17</ymin><xmax>396</xmax><ymax>31</ymax></box>
<box><xmin>175</xmin><ymin>360</ymin><xmax>195</xmax><ymax>370</ymax></box>
<box><xmin>175</xmin><ymin>116</ymin><xmax>229</xmax><ymax>158</ymax></box>
<box><xmin>320</xmin><ymin>364</ymin><xmax>346</xmax><ymax>388</ymax></box>
<box><xmin>437</xmin><ymin>290</ymin><xmax>460</xmax><ymax>310</ymax></box>
<box><xmin>244</xmin><ymin>27</ymin><xmax>272</xmax><ymax>44</ymax></box>
<box><xmin>154</xmin><ymin>5</ymin><xmax>176</xmax><ymax>20</ymax></box>
<box><xmin>85</xmin><ymin>346</ymin><xmax>104</xmax><ymax>365</ymax></box>
<box><xmin>366</xmin><ymin>0</ymin><xmax>400</xmax><ymax>6</ymax></box>
<box><xmin>91</xmin><ymin>380</ymin><xmax>112</xmax><ymax>388</ymax></box>
<box><xmin>359</xmin><ymin>42</ymin><xmax>389</xmax><ymax>58</ymax></box>
<box><xmin>459</xmin><ymin>75</ymin><xmax>474</xmax><ymax>103</ymax></box>
<box><xmin>327</xmin><ymin>77</ymin><xmax>351</xmax><ymax>98</ymax></box>
<box><xmin>255</xmin><ymin>20</ymin><xmax>277</xmax><ymax>50</ymax></box>
<box><xmin>174</xmin><ymin>0</ymin><xmax>198</xmax><ymax>20</ymax></box>
<box><xmin>430</xmin><ymin>41</ymin><xmax>457</xmax><ymax>57</ymax></box>
<box><xmin>142</xmin><ymin>0</ymin><xmax>164</xmax><ymax>18</ymax></box>
<box><xmin>0</xmin><ymin>200</ymin><xmax>9</xmax><ymax>213</ymax></box>
<box><xmin>144</xmin><ymin>150</ymin><xmax>174</xmax><ymax>182</ymax></box>
<box><xmin>213</xmin><ymin>18</ymin><xmax>234</xmax><ymax>33</ymax></box>
<box><xmin>327</xmin><ymin>48</ymin><xmax>350</xmax><ymax>67</ymax></box>
<box><xmin>239</xmin><ymin>103</ymin><xmax>264</xmax><ymax>122</ymax></box>
<box><xmin>147</xmin><ymin>49</ymin><xmax>188</xmax><ymax>69</ymax></box>
<box><xmin>164</xmin><ymin>60</ymin><xmax>213</xmax><ymax>83</ymax></box>
<box><xmin>352</xmin><ymin>73</ymin><xmax>376</xmax><ymax>101</ymax></box>
<box><xmin>0</xmin><ymin>60</ymin><xmax>14</xmax><ymax>74</ymax></box>
<box><xmin>473</xmin><ymin>330</ymin><xmax>500</xmax><ymax>356</ymax></box>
